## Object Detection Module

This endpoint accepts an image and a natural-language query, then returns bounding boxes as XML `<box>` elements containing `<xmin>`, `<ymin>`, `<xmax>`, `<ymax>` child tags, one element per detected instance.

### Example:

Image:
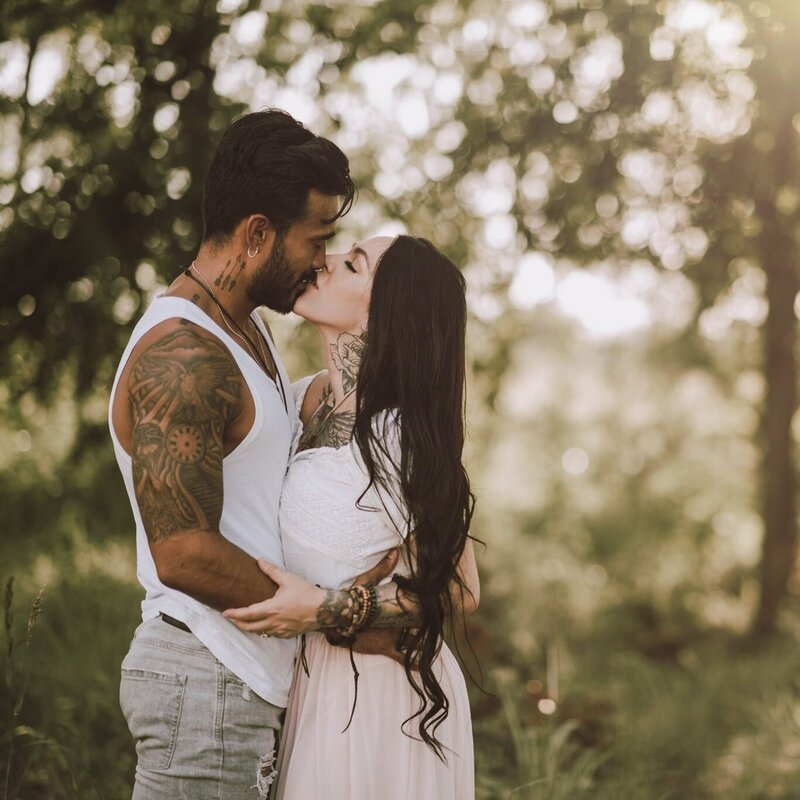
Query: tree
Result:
<box><xmin>3</xmin><ymin>0</ymin><xmax>799</xmax><ymax>633</ymax></box>
<box><xmin>357</xmin><ymin>0</ymin><xmax>800</xmax><ymax>635</ymax></box>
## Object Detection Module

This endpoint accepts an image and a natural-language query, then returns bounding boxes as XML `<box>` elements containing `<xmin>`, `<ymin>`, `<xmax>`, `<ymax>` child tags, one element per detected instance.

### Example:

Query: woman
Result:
<box><xmin>226</xmin><ymin>235</ymin><xmax>479</xmax><ymax>799</ymax></box>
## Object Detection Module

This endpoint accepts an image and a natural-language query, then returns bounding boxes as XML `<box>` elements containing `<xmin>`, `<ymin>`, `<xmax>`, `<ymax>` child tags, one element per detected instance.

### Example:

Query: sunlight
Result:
<box><xmin>229</xmin><ymin>10</ymin><xmax>268</xmax><ymax>49</ymax></box>
<box><xmin>556</xmin><ymin>270</ymin><xmax>651</xmax><ymax>337</ymax></box>
<box><xmin>561</xmin><ymin>447</ymin><xmax>590</xmax><ymax>476</ymax></box>
<box><xmin>508</xmin><ymin>253</ymin><xmax>556</xmax><ymax>309</ymax></box>
<box><xmin>27</xmin><ymin>33</ymin><xmax>70</xmax><ymax>105</ymax></box>
<box><xmin>0</xmin><ymin>40</ymin><xmax>28</xmax><ymax>98</ymax></box>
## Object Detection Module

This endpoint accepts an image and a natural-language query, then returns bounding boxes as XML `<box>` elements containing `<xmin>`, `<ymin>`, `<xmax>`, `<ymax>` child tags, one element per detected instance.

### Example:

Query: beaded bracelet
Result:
<box><xmin>354</xmin><ymin>585</ymin><xmax>371</xmax><ymax>631</ymax></box>
<box><xmin>363</xmin><ymin>584</ymin><xmax>379</xmax><ymax>629</ymax></box>
<box><xmin>341</xmin><ymin>585</ymin><xmax>369</xmax><ymax>638</ymax></box>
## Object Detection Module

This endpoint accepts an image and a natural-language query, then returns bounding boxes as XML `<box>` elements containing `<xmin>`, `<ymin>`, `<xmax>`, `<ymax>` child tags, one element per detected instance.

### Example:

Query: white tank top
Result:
<box><xmin>108</xmin><ymin>295</ymin><xmax>298</xmax><ymax>707</ymax></box>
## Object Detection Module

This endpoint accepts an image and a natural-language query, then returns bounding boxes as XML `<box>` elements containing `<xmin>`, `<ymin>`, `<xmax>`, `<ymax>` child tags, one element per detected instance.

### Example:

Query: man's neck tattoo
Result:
<box><xmin>214</xmin><ymin>254</ymin><xmax>246</xmax><ymax>293</ymax></box>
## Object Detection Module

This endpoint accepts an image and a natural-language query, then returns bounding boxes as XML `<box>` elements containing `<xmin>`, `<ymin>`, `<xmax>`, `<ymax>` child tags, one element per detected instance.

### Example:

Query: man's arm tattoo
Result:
<box><xmin>316</xmin><ymin>589</ymin><xmax>358</xmax><ymax>628</ymax></box>
<box><xmin>128</xmin><ymin>326</ymin><xmax>243</xmax><ymax>544</ymax></box>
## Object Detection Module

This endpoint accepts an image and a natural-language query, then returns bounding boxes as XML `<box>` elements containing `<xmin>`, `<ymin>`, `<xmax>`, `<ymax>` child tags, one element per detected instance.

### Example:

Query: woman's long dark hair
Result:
<box><xmin>354</xmin><ymin>235</ymin><xmax>476</xmax><ymax>758</ymax></box>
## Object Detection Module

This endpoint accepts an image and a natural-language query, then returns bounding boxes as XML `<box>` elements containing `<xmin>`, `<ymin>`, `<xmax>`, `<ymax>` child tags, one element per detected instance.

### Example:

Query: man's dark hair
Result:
<box><xmin>201</xmin><ymin>109</ymin><xmax>354</xmax><ymax>243</ymax></box>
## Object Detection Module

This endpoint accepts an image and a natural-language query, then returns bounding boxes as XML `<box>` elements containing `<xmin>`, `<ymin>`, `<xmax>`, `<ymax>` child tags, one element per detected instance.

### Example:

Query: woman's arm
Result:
<box><xmin>224</xmin><ymin>537</ymin><xmax>480</xmax><ymax>637</ymax></box>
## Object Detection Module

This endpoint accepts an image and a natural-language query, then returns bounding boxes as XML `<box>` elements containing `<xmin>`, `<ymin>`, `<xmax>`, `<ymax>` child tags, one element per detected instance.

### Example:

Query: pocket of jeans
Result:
<box><xmin>120</xmin><ymin>668</ymin><xmax>186</xmax><ymax>771</ymax></box>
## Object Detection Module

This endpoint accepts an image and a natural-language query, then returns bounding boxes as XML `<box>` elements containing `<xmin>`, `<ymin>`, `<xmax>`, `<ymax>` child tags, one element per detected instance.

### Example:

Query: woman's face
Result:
<box><xmin>292</xmin><ymin>235</ymin><xmax>394</xmax><ymax>334</ymax></box>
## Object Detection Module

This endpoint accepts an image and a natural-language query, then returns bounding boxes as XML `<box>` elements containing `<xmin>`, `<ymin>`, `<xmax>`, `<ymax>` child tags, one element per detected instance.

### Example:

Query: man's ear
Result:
<box><xmin>243</xmin><ymin>214</ymin><xmax>278</xmax><ymax>258</ymax></box>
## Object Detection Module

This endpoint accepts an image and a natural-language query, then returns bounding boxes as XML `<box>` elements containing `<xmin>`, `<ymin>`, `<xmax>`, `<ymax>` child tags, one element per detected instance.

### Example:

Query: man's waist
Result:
<box><xmin>160</xmin><ymin>612</ymin><xmax>191</xmax><ymax>633</ymax></box>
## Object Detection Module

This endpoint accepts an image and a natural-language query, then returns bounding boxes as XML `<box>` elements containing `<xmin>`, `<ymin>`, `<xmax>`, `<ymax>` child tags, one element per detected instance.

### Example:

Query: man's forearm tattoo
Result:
<box><xmin>316</xmin><ymin>589</ymin><xmax>358</xmax><ymax>629</ymax></box>
<box><xmin>129</xmin><ymin>327</ymin><xmax>243</xmax><ymax>543</ymax></box>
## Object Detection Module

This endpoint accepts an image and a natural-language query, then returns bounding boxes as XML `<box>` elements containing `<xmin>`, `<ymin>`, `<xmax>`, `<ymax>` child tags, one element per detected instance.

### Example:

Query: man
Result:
<box><xmin>109</xmin><ymin>110</ymin><xmax>399</xmax><ymax>799</ymax></box>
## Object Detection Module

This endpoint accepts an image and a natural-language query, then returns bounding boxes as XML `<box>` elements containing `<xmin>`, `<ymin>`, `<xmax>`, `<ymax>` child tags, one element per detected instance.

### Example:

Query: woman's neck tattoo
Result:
<box><xmin>297</xmin><ymin>332</ymin><xmax>366</xmax><ymax>451</ymax></box>
<box><xmin>330</xmin><ymin>332</ymin><xmax>366</xmax><ymax>394</ymax></box>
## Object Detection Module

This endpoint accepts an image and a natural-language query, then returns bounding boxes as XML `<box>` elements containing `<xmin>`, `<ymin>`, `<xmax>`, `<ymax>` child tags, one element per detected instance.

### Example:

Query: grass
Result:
<box><xmin>3</xmin><ymin>540</ymin><xmax>800</xmax><ymax>799</ymax></box>
<box><xmin>3</xmin><ymin>578</ymin><xmax>48</xmax><ymax>800</ymax></box>
<box><xmin>472</xmin><ymin>631</ymin><xmax>800</xmax><ymax>800</ymax></box>
<box><xmin>1</xmin><ymin>568</ymin><xmax>140</xmax><ymax>800</ymax></box>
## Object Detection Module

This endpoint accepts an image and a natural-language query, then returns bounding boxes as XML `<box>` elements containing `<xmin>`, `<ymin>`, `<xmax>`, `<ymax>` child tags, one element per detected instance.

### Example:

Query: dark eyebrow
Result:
<box><xmin>353</xmin><ymin>244</ymin><xmax>371</xmax><ymax>270</ymax></box>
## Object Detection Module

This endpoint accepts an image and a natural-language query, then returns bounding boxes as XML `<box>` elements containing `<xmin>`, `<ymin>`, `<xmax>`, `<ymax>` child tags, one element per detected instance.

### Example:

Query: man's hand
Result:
<box><xmin>348</xmin><ymin>628</ymin><xmax>419</xmax><ymax>670</ymax></box>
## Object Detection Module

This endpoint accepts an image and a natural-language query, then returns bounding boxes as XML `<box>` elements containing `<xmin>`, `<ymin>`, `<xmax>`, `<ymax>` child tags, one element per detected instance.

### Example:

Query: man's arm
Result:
<box><xmin>317</xmin><ymin>538</ymin><xmax>480</xmax><ymax>630</ymax></box>
<box><xmin>344</xmin><ymin>540</ymin><xmax>479</xmax><ymax>661</ymax></box>
<box><xmin>128</xmin><ymin>321</ymin><xmax>277</xmax><ymax>610</ymax></box>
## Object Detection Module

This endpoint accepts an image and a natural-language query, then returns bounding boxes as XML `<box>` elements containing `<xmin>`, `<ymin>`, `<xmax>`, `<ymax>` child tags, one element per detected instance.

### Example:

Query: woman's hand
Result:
<box><xmin>223</xmin><ymin>559</ymin><xmax>327</xmax><ymax>638</ymax></box>
<box><xmin>223</xmin><ymin>551</ymin><xmax>399</xmax><ymax>638</ymax></box>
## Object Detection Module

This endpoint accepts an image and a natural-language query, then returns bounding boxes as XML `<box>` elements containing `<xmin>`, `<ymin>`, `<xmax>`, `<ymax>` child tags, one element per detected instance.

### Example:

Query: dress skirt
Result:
<box><xmin>274</xmin><ymin>632</ymin><xmax>475</xmax><ymax>800</ymax></box>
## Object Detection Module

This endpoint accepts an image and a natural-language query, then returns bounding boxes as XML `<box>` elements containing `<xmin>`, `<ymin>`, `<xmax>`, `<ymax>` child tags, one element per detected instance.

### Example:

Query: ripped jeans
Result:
<box><xmin>120</xmin><ymin>618</ymin><xmax>283</xmax><ymax>800</ymax></box>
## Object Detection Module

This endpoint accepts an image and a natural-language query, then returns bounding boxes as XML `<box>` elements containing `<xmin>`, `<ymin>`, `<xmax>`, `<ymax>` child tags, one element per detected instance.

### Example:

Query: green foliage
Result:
<box><xmin>2</xmin><ymin>579</ymin><xmax>50</xmax><ymax>800</ymax></box>
<box><xmin>1</xmin><ymin>570</ymin><xmax>141</xmax><ymax>799</ymax></box>
<box><xmin>3</xmin><ymin>0</ymin><xmax>800</xmax><ymax>795</ymax></box>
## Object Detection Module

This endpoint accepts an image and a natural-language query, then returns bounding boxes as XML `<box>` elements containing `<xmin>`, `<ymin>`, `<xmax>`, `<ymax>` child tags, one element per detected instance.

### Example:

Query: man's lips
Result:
<box><xmin>298</xmin><ymin>267</ymin><xmax>321</xmax><ymax>289</ymax></box>
<box><xmin>298</xmin><ymin>269</ymin><xmax>315</xmax><ymax>287</ymax></box>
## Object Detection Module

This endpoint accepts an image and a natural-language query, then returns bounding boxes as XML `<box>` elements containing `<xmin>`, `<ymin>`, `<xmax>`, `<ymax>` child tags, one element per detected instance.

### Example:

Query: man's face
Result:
<box><xmin>247</xmin><ymin>190</ymin><xmax>340</xmax><ymax>314</ymax></box>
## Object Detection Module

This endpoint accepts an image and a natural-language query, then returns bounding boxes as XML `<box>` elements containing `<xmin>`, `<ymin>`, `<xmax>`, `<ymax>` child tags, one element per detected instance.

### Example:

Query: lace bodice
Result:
<box><xmin>279</xmin><ymin>375</ymin><xmax>410</xmax><ymax>590</ymax></box>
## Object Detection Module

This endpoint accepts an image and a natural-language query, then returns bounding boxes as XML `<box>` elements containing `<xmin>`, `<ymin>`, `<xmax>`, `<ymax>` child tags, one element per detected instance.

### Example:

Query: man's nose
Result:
<box><xmin>311</xmin><ymin>249</ymin><xmax>329</xmax><ymax>270</ymax></box>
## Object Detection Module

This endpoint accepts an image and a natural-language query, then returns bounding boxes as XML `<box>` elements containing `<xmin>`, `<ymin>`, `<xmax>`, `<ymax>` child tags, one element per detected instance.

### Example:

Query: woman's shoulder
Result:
<box><xmin>292</xmin><ymin>370</ymin><xmax>329</xmax><ymax>424</ymax></box>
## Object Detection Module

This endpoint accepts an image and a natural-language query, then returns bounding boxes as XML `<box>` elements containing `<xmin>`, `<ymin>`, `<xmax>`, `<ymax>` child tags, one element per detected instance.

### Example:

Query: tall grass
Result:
<box><xmin>499</xmin><ymin>705</ymin><xmax>607</xmax><ymax>798</ymax></box>
<box><xmin>0</xmin><ymin>570</ymin><xmax>140</xmax><ymax>800</ymax></box>
<box><xmin>4</xmin><ymin>551</ymin><xmax>800</xmax><ymax>798</ymax></box>
<box><xmin>2</xmin><ymin>578</ymin><xmax>45</xmax><ymax>800</ymax></box>
<box><xmin>473</xmin><ymin>630</ymin><xmax>800</xmax><ymax>800</ymax></box>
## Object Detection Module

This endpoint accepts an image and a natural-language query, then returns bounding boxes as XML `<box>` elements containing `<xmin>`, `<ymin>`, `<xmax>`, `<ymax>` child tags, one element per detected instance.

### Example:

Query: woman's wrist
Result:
<box><xmin>314</xmin><ymin>583</ymin><xmax>379</xmax><ymax>632</ymax></box>
<box><xmin>314</xmin><ymin>588</ymin><xmax>356</xmax><ymax>629</ymax></box>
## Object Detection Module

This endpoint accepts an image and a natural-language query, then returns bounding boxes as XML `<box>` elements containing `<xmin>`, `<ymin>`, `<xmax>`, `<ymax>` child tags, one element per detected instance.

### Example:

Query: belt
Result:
<box><xmin>160</xmin><ymin>613</ymin><xmax>191</xmax><ymax>633</ymax></box>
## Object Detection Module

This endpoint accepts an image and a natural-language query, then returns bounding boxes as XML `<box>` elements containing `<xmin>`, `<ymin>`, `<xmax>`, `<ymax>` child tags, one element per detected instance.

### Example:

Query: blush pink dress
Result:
<box><xmin>273</xmin><ymin>378</ymin><xmax>475</xmax><ymax>799</ymax></box>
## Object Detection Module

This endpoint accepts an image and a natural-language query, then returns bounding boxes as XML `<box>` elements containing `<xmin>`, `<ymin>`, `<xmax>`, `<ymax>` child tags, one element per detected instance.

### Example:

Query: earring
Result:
<box><xmin>248</xmin><ymin>243</ymin><xmax>260</xmax><ymax>259</ymax></box>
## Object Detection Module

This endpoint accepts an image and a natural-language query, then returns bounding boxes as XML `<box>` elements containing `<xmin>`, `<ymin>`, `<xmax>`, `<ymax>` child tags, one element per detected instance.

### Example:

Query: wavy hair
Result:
<box><xmin>202</xmin><ymin>108</ymin><xmax>354</xmax><ymax>242</ymax></box>
<box><xmin>354</xmin><ymin>235</ymin><xmax>476</xmax><ymax>758</ymax></box>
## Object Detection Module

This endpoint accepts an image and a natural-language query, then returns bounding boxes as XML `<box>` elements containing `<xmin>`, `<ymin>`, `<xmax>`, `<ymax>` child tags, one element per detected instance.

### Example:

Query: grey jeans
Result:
<box><xmin>120</xmin><ymin>617</ymin><xmax>283</xmax><ymax>800</ymax></box>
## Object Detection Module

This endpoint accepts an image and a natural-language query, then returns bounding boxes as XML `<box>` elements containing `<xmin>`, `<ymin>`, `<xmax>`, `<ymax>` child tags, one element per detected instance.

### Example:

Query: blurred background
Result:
<box><xmin>3</xmin><ymin>0</ymin><xmax>800</xmax><ymax>797</ymax></box>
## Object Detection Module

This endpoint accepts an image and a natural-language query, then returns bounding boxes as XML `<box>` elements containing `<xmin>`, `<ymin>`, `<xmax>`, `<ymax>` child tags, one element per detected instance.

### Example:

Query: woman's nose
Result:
<box><xmin>323</xmin><ymin>254</ymin><xmax>345</xmax><ymax>273</ymax></box>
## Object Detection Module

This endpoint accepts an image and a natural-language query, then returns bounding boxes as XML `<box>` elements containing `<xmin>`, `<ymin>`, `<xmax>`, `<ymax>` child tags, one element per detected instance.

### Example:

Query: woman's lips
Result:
<box><xmin>298</xmin><ymin>268</ymin><xmax>319</xmax><ymax>288</ymax></box>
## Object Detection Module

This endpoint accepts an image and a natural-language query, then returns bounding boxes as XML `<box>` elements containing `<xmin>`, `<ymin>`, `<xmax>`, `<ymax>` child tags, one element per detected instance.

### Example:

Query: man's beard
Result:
<box><xmin>246</xmin><ymin>233</ymin><xmax>306</xmax><ymax>314</ymax></box>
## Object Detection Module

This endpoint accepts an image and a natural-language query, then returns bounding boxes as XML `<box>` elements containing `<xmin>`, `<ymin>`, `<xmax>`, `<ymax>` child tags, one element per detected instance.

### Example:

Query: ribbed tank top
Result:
<box><xmin>108</xmin><ymin>296</ymin><xmax>298</xmax><ymax>706</ymax></box>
